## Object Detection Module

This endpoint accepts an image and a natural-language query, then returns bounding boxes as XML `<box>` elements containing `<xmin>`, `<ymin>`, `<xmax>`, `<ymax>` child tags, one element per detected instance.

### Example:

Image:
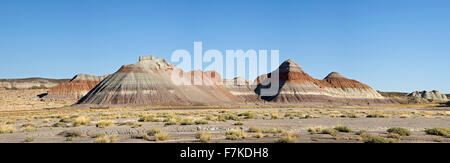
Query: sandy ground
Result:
<box><xmin>0</xmin><ymin>89</ymin><xmax>449</xmax><ymax>143</ymax></box>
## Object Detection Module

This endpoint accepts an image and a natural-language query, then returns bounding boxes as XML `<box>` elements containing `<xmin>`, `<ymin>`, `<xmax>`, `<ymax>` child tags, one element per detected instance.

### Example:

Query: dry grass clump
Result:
<box><xmin>308</xmin><ymin>127</ymin><xmax>323</xmax><ymax>134</ymax></box>
<box><xmin>0</xmin><ymin>125</ymin><xmax>16</xmax><ymax>134</ymax></box>
<box><xmin>196</xmin><ymin>131</ymin><xmax>212</xmax><ymax>143</ymax></box>
<box><xmin>94</xmin><ymin>135</ymin><xmax>119</xmax><ymax>143</ymax></box>
<box><xmin>147</xmin><ymin>128</ymin><xmax>162</xmax><ymax>136</ymax></box>
<box><xmin>138</xmin><ymin>115</ymin><xmax>162</xmax><ymax>122</ymax></box>
<box><xmin>73</xmin><ymin>116</ymin><xmax>91</xmax><ymax>126</ymax></box>
<box><xmin>387</xmin><ymin>127</ymin><xmax>411</xmax><ymax>136</ymax></box>
<box><xmin>154</xmin><ymin>132</ymin><xmax>170</xmax><ymax>141</ymax></box>
<box><xmin>180</xmin><ymin>118</ymin><xmax>195</xmax><ymax>125</ymax></box>
<box><xmin>164</xmin><ymin>117</ymin><xmax>179</xmax><ymax>126</ymax></box>
<box><xmin>119</xmin><ymin>121</ymin><xmax>142</xmax><ymax>128</ymax></box>
<box><xmin>24</xmin><ymin>137</ymin><xmax>35</xmax><ymax>143</ymax></box>
<box><xmin>21</xmin><ymin>126</ymin><xmax>37</xmax><ymax>132</ymax></box>
<box><xmin>238</xmin><ymin>112</ymin><xmax>257</xmax><ymax>119</ymax></box>
<box><xmin>233</xmin><ymin>122</ymin><xmax>244</xmax><ymax>126</ymax></box>
<box><xmin>59</xmin><ymin>130</ymin><xmax>83</xmax><ymax>138</ymax></box>
<box><xmin>90</xmin><ymin>133</ymin><xmax>106</xmax><ymax>138</ymax></box>
<box><xmin>225</xmin><ymin>129</ymin><xmax>248</xmax><ymax>140</ymax></box>
<box><xmin>334</xmin><ymin>126</ymin><xmax>352</xmax><ymax>133</ymax></box>
<box><xmin>275</xmin><ymin>132</ymin><xmax>299</xmax><ymax>143</ymax></box>
<box><xmin>425</xmin><ymin>128</ymin><xmax>450</xmax><ymax>137</ymax></box>
<box><xmin>366</xmin><ymin>113</ymin><xmax>386</xmax><ymax>118</ymax></box>
<box><xmin>364</xmin><ymin>135</ymin><xmax>389</xmax><ymax>143</ymax></box>
<box><xmin>254</xmin><ymin>132</ymin><xmax>264</xmax><ymax>139</ymax></box>
<box><xmin>321</xmin><ymin>128</ymin><xmax>338</xmax><ymax>136</ymax></box>
<box><xmin>218</xmin><ymin>114</ymin><xmax>239</xmax><ymax>122</ymax></box>
<box><xmin>96</xmin><ymin>120</ymin><xmax>114</xmax><ymax>128</ymax></box>
<box><xmin>195</xmin><ymin>120</ymin><xmax>208</xmax><ymax>125</ymax></box>
<box><xmin>248</xmin><ymin>127</ymin><xmax>261</xmax><ymax>133</ymax></box>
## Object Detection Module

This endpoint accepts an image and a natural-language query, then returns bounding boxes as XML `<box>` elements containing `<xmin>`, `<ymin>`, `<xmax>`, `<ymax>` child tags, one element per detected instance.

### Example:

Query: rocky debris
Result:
<box><xmin>407</xmin><ymin>90</ymin><xmax>448</xmax><ymax>102</ymax></box>
<box><xmin>0</xmin><ymin>78</ymin><xmax>68</xmax><ymax>90</ymax></box>
<box><xmin>0</xmin><ymin>87</ymin><xmax>5</xmax><ymax>91</ymax></box>
<box><xmin>76</xmin><ymin>56</ymin><xmax>242</xmax><ymax>106</ymax></box>
<box><xmin>255</xmin><ymin>60</ymin><xmax>394</xmax><ymax>105</ymax></box>
<box><xmin>44</xmin><ymin>74</ymin><xmax>109</xmax><ymax>100</ymax></box>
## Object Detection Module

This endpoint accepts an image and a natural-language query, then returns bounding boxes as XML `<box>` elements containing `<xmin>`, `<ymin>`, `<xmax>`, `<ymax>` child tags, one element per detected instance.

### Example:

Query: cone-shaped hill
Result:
<box><xmin>76</xmin><ymin>56</ymin><xmax>241</xmax><ymax>106</ymax></box>
<box><xmin>255</xmin><ymin>60</ymin><xmax>394</xmax><ymax>105</ymax></box>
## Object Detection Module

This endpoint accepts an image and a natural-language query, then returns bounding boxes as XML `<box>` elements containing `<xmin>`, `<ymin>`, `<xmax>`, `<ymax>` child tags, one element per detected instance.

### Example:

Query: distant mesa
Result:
<box><xmin>44</xmin><ymin>74</ymin><xmax>109</xmax><ymax>101</ymax></box>
<box><xmin>407</xmin><ymin>90</ymin><xmax>448</xmax><ymax>102</ymax></box>
<box><xmin>0</xmin><ymin>78</ymin><xmax>68</xmax><ymax>90</ymax></box>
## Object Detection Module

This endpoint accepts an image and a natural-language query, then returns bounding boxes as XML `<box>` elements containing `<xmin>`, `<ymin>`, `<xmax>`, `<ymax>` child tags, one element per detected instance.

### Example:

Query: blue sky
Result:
<box><xmin>0</xmin><ymin>0</ymin><xmax>449</xmax><ymax>93</ymax></box>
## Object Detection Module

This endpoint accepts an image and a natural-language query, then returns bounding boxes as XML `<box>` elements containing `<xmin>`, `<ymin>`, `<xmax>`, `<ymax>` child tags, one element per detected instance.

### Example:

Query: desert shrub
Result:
<box><xmin>73</xmin><ymin>116</ymin><xmax>91</xmax><ymax>126</ymax></box>
<box><xmin>425</xmin><ymin>128</ymin><xmax>450</xmax><ymax>137</ymax></box>
<box><xmin>154</xmin><ymin>132</ymin><xmax>169</xmax><ymax>141</ymax></box>
<box><xmin>225</xmin><ymin>129</ymin><xmax>248</xmax><ymax>140</ymax></box>
<box><xmin>248</xmin><ymin>127</ymin><xmax>261</xmax><ymax>133</ymax></box>
<box><xmin>195</xmin><ymin>120</ymin><xmax>208</xmax><ymax>125</ymax></box>
<box><xmin>387</xmin><ymin>127</ymin><xmax>411</xmax><ymax>136</ymax></box>
<box><xmin>179</xmin><ymin>118</ymin><xmax>194</xmax><ymax>125</ymax></box>
<box><xmin>59</xmin><ymin>130</ymin><xmax>83</xmax><ymax>137</ymax></box>
<box><xmin>138</xmin><ymin>115</ymin><xmax>162</xmax><ymax>122</ymax></box>
<box><xmin>205</xmin><ymin>115</ymin><xmax>218</xmax><ymax>121</ymax></box>
<box><xmin>262</xmin><ymin>128</ymin><xmax>285</xmax><ymax>135</ymax></box>
<box><xmin>65</xmin><ymin>137</ymin><xmax>73</xmax><ymax>141</ymax></box>
<box><xmin>147</xmin><ymin>128</ymin><xmax>162</xmax><ymax>136</ymax></box>
<box><xmin>0</xmin><ymin>125</ymin><xmax>17</xmax><ymax>134</ymax></box>
<box><xmin>196</xmin><ymin>131</ymin><xmax>212</xmax><ymax>143</ymax></box>
<box><xmin>96</xmin><ymin>121</ymin><xmax>114</xmax><ymax>128</ymax></box>
<box><xmin>24</xmin><ymin>137</ymin><xmax>35</xmax><ymax>143</ymax></box>
<box><xmin>365</xmin><ymin>136</ymin><xmax>389</xmax><ymax>143</ymax></box>
<box><xmin>21</xmin><ymin>126</ymin><xmax>36</xmax><ymax>132</ymax></box>
<box><xmin>119</xmin><ymin>121</ymin><xmax>142</xmax><ymax>128</ymax></box>
<box><xmin>355</xmin><ymin>130</ymin><xmax>369</xmax><ymax>135</ymax></box>
<box><xmin>308</xmin><ymin>127</ymin><xmax>323</xmax><ymax>134</ymax></box>
<box><xmin>52</xmin><ymin>122</ymin><xmax>68</xmax><ymax>127</ymax></box>
<box><xmin>233</xmin><ymin>122</ymin><xmax>244</xmax><ymax>126</ymax></box>
<box><xmin>387</xmin><ymin>133</ymin><xmax>402</xmax><ymax>139</ymax></box>
<box><xmin>275</xmin><ymin>132</ymin><xmax>299</xmax><ymax>143</ymax></box>
<box><xmin>255</xmin><ymin>132</ymin><xmax>264</xmax><ymax>139</ymax></box>
<box><xmin>238</xmin><ymin>112</ymin><xmax>257</xmax><ymax>119</ymax></box>
<box><xmin>366</xmin><ymin>113</ymin><xmax>386</xmax><ymax>118</ymax></box>
<box><xmin>334</xmin><ymin>126</ymin><xmax>352</xmax><ymax>133</ymax></box>
<box><xmin>218</xmin><ymin>114</ymin><xmax>239</xmax><ymax>122</ymax></box>
<box><xmin>90</xmin><ymin>133</ymin><xmax>106</xmax><ymax>138</ymax></box>
<box><xmin>94</xmin><ymin>135</ymin><xmax>119</xmax><ymax>143</ymax></box>
<box><xmin>321</xmin><ymin>128</ymin><xmax>338</xmax><ymax>136</ymax></box>
<box><xmin>164</xmin><ymin>118</ymin><xmax>178</xmax><ymax>126</ymax></box>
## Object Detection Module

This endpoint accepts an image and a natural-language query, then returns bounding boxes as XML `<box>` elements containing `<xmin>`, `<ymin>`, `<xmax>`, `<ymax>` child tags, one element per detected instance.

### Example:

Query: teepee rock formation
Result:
<box><xmin>45</xmin><ymin>74</ymin><xmax>109</xmax><ymax>100</ymax></box>
<box><xmin>255</xmin><ymin>60</ymin><xmax>393</xmax><ymax>105</ymax></box>
<box><xmin>77</xmin><ymin>56</ymin><xmax>241</xmax><ymax>106</ymax></box>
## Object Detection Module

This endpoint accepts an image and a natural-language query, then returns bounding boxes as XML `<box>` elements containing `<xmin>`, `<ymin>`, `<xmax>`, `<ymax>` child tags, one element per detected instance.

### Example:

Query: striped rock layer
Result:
<box><xmin>255</xmin><ymin>60</ymin><xmax>393</xmax><ymax>105</ymax></box>
<box><xmin>222</xmin><ymin>77</ymin><xmax>261</xmax><ymax>103</ymax></box>
<box><xmin>45</xmin><ymin>74</ymin><xmax>109</xmax><ymax>100</ymax></box>
<box><xmin>77</xmin><ymin>56</ymin><xmax>241</xmax><ymax>106</ymax></box>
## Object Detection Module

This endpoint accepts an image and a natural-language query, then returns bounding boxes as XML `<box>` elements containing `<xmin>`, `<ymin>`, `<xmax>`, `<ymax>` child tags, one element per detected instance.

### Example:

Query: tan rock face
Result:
<box><xmin>77</xmin><ymin>56</ymin><xmax>242</xmax><ymax>106</ymax></box>
<box><xmin>255</xmin><ymin>60</ymin><xmax>394</xmax><ymax>105</ymax></box>
<box><xmin>407</xmin><ymin>90</ymin><xmax>448</xmax><ymax>102</ymax></box>
<box><xmin>45</xmin><ymin>74</ymin><xmax>109</xmax><ymax>100</ymax></box>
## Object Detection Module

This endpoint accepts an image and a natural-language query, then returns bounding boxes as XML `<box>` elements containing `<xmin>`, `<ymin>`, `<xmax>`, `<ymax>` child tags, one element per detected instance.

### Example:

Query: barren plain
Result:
<box><xmin>0</xmin><ymin>89</ymin><xmax>449</xmax><ymax>143</ymax></box>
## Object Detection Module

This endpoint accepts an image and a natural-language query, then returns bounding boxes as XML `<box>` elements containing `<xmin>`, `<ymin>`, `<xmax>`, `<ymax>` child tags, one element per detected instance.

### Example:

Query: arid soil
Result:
<box><xmin>0</xmin><ymin>89</ymin><xmax>449</xmax><ymax>143</ymax></box>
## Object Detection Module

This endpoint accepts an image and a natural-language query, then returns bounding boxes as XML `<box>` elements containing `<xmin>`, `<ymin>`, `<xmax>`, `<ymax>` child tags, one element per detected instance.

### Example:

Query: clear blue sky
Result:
<box><xmin>1</xmin><ymin>0</ymin><xmax>449</xmax><ymax>93</ymax></box>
